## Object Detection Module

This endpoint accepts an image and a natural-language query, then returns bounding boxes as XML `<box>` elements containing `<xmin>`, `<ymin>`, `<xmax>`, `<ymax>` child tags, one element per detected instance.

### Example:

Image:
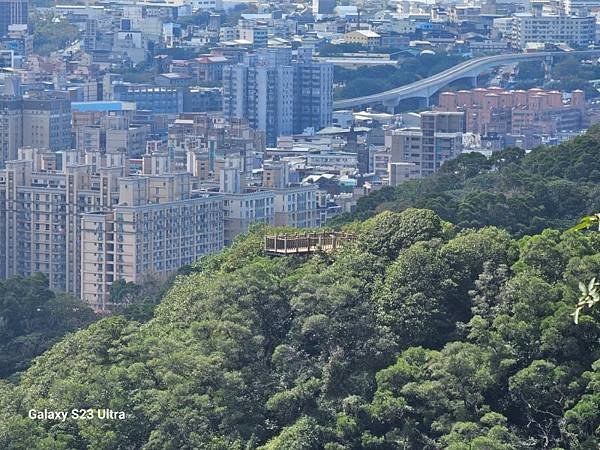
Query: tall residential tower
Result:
<box><xmin>0</xmin><ymin>0</ymin><xmax>28</xmax><ymax>38</ymax></box>
<box><xmin>223</xmin><ymin>47</ymin><xmax>333</xmax><ymax>146</ymax></box>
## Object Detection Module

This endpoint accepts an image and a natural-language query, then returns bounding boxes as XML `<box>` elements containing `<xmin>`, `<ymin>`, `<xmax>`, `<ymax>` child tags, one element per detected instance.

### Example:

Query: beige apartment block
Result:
<box><xmin>0</xmin><ymin>158</ymin><xmax>121</xmax><ymax>295</ymax></box>
<box><xmin>1</xmin><ymin>149</ymin><xmax>225</xmax><ymax>311</ymax></box>
<box><xmin>385</xmin><ymin>111</ymin><xmax>465</xmax><ymax>181</ymax></box>
<box><xmin>273</xmin><ymin>185</ymin><xmax>320</xmax><ymax>229</ymax></box>
<box><xmin>221</xmin><ymin>189</ymin><xmax>275</xmax><ymax>246</ymax></box>
<box><xmin>81</xmin><ymin>189</ymin><xmax>223</xmax><ymax>310</ymax></box>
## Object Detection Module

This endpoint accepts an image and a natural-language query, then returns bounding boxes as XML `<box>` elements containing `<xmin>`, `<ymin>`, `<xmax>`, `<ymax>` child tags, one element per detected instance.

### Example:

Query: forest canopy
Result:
<box><xmin>1</xmin><ymin>207</ymin><xmax>599</xmax><ymax>449</ymax></box>
<box><xmin>0</xmin><ymin>274</ymin><xmax>96</xmax><ymax>380</ymax></box>
<box><xmin>31</xmin><ymin>12</ymin><xmax>80</xmax><ymax>55</ymax></box>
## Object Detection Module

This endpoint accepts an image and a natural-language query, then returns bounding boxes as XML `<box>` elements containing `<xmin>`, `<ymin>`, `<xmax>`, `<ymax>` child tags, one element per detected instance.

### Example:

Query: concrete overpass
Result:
<box><xmin>333</xmin><ymin>50</ymin><xmax>600</xmax><ymax>111</ymax></box>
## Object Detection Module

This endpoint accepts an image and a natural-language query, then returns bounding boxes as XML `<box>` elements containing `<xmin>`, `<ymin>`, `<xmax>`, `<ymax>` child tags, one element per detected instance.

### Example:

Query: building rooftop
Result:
<box><xmin>348</xmin><ymin>30</ymin><xmax>381</xmax><ymax>38</ymax></box>
<box><xmin>72</xmin><ymin>101</ymin><xmax>136</xmax><ymax>112</ymax></box>
<box><xmin>158</xmin><ymin>72</ymin><xmax>191</xmax><ymax>79</ymax></box>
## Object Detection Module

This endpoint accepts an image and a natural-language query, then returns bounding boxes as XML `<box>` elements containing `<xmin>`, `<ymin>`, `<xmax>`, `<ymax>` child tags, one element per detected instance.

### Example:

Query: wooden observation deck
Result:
<box><xmin>265</xmin><ymin>232</ymin><xmax>355</xmax><ymax>256</ymax></box>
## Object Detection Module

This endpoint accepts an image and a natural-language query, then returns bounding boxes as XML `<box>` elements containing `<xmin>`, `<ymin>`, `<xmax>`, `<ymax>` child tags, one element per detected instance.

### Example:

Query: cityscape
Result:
<box><xmin>1</xmin><ymin>0</ymin><xmax>600</xmax><ymax>448</ymax></box>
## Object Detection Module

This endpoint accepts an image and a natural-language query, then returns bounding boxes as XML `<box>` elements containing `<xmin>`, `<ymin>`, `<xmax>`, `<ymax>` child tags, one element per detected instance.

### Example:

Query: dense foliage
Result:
<box><xmin>332</xmin><ymin>126</ymin><xmax>600</xmax><ymax>236</ymax></box>
<box><xmin>32</xmin><ymin>12</ymin><xmax>80</xmax><ymax>55</ymax></box>
<box><xmin>0</xmin><ymin>274</ymin><xmax>96</xmax><ymax>380</ymax></box>
<box><xmin>107</xmin><ymin>274</ymin><xmax>175</xmax><ymax>322</ymax></box>
<box><xmin>0</xmin><ymin>208</ymin><xmax>599</xmax><ymax>449</ymax></box>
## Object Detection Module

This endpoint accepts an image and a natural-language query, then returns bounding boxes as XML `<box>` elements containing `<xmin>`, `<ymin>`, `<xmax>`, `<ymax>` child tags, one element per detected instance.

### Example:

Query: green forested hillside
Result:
<box><xmin>1</xmin><ymin>209</ymin><xmax>599</xmax><ymax>449</ymax></box>
<box><xmin>0</xmin><ymin>274</ymin><xmax>96</xmax><ymax>380</ymax></box>
<box><xmin>332</xmin><ymin>126</ymin><xmax>600</xmax><ymax>236</ymax></box>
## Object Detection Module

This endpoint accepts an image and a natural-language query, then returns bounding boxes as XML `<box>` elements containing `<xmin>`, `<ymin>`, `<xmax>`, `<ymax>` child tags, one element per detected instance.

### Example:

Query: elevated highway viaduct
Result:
<box><xmin>333</xmin><ymin>50</ymin><xmax>600</xmax><ymax>111</ymax></box>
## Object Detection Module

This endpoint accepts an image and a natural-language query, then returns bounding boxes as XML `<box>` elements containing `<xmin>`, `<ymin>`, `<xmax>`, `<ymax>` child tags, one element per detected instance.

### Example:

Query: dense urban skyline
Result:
<box><xmin>2</xmin><ymin>0</ymin><xmax>600</xmax><ymax>310</ymax></box>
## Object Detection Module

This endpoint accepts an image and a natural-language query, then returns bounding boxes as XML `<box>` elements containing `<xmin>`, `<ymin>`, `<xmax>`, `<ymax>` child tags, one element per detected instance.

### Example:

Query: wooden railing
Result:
<box><xmin>265</xmin><ymin>232</ymin><xmax>355</xmax><ymax>255</ymax></box>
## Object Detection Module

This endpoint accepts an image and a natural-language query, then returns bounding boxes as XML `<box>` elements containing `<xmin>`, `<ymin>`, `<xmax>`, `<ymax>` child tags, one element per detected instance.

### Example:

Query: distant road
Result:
<box><xmin>333</xmin><ymin>50</ymin><xmax>600</xmax><ymax>110</ymax></box>
<box><xmin>315</xmin><ymin>57</ymin><xmax>399</xmax><ymax>69</ymax></box>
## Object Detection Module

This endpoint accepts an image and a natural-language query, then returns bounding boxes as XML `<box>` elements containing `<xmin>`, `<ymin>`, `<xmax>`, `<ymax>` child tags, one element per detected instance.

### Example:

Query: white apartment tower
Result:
<box><xmin>223</xmin><ymin>47</ymin><xmax>333</xmax><ymax>146</ymax></box>
<box><xmin>223</xmin><ymin>48</ymin><xmax>294</xmax><ymax>146</ymax></box>
<box><xmin>510</xmin><ymin>7</ymin><xmax>596</xmax><ymax>49</ymax></box>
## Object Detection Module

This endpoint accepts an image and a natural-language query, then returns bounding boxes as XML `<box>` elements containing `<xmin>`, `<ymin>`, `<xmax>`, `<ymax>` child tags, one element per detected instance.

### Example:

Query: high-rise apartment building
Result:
<box><xmin>84</xmin><ymin>19</ymin><xmax>98</xmax><ymax>53</ymax></box>
<box><xmin>509</xmin><ymin>9</ymin><xmax>595</xmax><ymax>49</ymax></box>
<box><xmin>218</xmin><ymin>162</ymin><xmax>320</xmax><ymax>244</ymax></box>
<box><xmin>221</xmin><ymin>189</ymin><xmax>275</xmax><ymax>245</ymax></box>
<box><xmin>222</xmin><ymin>64</ymin><xmax>247</xmax><ymax>121</ymax></box>
<box><xmin>294</xmin><ymin>48</ymin><xmax>333</xmax><ymax>135</ymax></box>
<box><xmin>0</xmin><ymin>148</ymin><xmax>224</xmax><ymax>310</ymax></box>
<box><xmin>169</xmin><ymin>113</ymin><xmax>264</xmax><ymax>174</ymax></box>
<box><xmin>75</xmin><ymin>114</ymin><xmax>149</xmax><ymax>157</ymax></box>
<box><xmin>0</xmin><ymin>0</ymin><xmax>28</xmax><ymax>38</ymax></box>
<box><xmin>0</xmin><ymin>91</ymin><xmax>72</xmax><ymax>167</ymax></box>
<box><xmin>420</xmin><ymin>111</ymin><xmax>465</xmax><ymax>177</ymax></box>
<box><xmin>223</xmin><ymin>49</ymin><xmax>294</xmax><ymax>146</ymax></box>
<box><xmin>0</xmin><ymin>157</ymin><xmax>122</xmax><ymax>295</ymax></box>
<box><xmin>81</xmin><ymin>174</ymin><xmax>223</xmax><ymax>310</ymax></box>
<box><xmin>273</xmin><ymin>185</ymin><xmax>320</xmax><ymax>229</ymax></box>
<box><xmin>22</xmin><ymin>92</ymin><xmax>72</xmax><ymax>151</ymax></box>
<box><xmin>0</xmin><ymin>97</ymin><xmax>23</xmax><ymax>166</ymax></box>
<box><xmin>249</xmin><ymin>63</ymin><xmax>294</xmax><ymax>146</ymax></box>
<box><xmin>223</xmin><ymin>47</ymin><xmax>333</xmax><ymax>146</ymax></box>
<box><xmin>386</xmin><ymin>111</ymin><xmax>465</xmax><ymax>182</ymax></box>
